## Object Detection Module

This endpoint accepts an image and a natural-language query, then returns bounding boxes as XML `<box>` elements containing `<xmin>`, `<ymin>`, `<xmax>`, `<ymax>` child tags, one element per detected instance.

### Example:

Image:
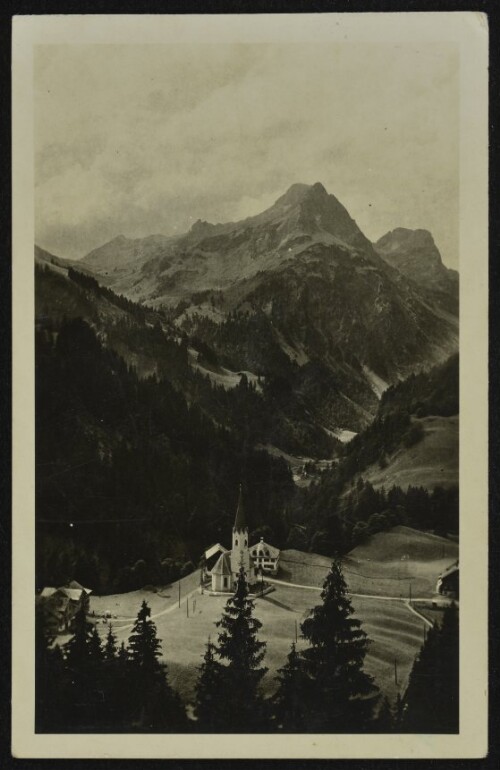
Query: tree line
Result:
<box><xmin>289</xmin><ymin>479</ymin><xmax>458</xmax><ymax>556</ymax></box>
<box><xmin>36</xmin><ymin>317</ymin><xmax>294</xmax><ymax>594</ymax></box>
<box><xmin>37</xmin><ymin>561</ymin><xmax>458</xmax><ymax>733</ymax></box>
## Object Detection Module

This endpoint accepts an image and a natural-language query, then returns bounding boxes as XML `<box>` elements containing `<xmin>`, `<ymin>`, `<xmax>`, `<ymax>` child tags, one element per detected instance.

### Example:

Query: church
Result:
<box><xmin>204</xmin><ymin>486</ymin><xmax>280</xmax><ymax>593</ymax></box>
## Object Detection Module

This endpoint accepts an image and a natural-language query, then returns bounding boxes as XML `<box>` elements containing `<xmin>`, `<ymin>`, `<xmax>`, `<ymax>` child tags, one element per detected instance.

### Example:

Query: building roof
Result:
<box><xmin>233</xmin><ymin>484</ymin><xmax>246</xmax><ymax>531</ymax></box>
<box><xmin>212</xmin><ymin>551</ymin><xmax>232</xmax><ymax>576</ymax></box>
<box><xmin>204</xmin><ymin>542</ymin><xmax>228</xmax><ymax>561</ymax></box>
<box><xmin>67</xmin><ymin>580</ymin><xmax>92</xmax><ymax>594</ymax></box>
<box><xmin>40</xmin><ymin>587</ymin><xmax>58</xmax><ymax>599</ymax></box>
<box><xmin>60</xmin><ymin>587</ymin><xmax>86</xmax><ymax>601</ymax></box>
<box><xmin>249</xmin><ymin>538</ymin><xmax>280</xmax><ymax>559</ymax></box>
<box><xmin>439</xmin><ymin>562</ymin><xmax>459</xmax><ymax>579</ymax></box>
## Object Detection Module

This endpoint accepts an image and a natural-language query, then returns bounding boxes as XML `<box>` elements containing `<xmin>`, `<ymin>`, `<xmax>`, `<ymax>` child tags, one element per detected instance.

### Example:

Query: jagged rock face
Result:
<box><xmin>374</xmin><ymin>227</ymin><xmax>458</xmax><ymax>298</ymax></box>
<box><xmin>74</xmin><ymin>183</ymin><xmax>459</xmax><ymax>431</ymax></box>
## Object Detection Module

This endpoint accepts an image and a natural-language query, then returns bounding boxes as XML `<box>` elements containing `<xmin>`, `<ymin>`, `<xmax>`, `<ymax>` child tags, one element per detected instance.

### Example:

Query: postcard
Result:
<box><xmin>12</xmin><ymin>12</ymin><xmax>488</xmax><ymax>759</ymax></box>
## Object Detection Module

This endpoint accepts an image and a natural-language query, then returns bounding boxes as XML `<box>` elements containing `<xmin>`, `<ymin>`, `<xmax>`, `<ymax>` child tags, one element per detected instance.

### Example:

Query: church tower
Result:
<box><xmin>230</xmin><ymin>484</ymin><xmax>254</xmax><ymax>586</ymax></box>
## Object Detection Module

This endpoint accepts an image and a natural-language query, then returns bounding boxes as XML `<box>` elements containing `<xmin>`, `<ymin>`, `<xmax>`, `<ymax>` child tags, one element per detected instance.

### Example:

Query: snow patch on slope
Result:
<box><xmin>322</xmin><ymin>425</ymin><xmax>357</xmax><ymax>444</ymax></box>
<box><xmin>362</xmin><ymin>365</ymin><xmax>389</xmax><ymax>399</ymax></box>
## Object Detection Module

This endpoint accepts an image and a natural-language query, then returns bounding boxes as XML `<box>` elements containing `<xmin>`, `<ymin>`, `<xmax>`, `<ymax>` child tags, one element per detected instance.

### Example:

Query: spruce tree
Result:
<box><xmin>88</xmin><ymin>624</ymin><xmax>104</xmax><ymax>663</ymax></box>
<box><xmin>194</xmin><ymin>637</ymin><xmax>225</xmax><ymax>731</ymax></box>
<box><xmin>63</xmin><ymin>603</ymin><xmax>104</xmax><ymax>728</ymax></box>
<box><xmin>437</xmin><ymin>602</ymin><xmax>459</xmax><ymax>732</ymax></box>
<box><xmin>127</xmin><ymin>600</ymin><xmax>162</xmax><ymax>672</ymax></box>
<box><xmin>402</xmin><ymin>603</ymin><xmax>458</xmax><ymax>733</ymax></box>
<box><xmin>117</xmin><ymin>640</ymin><xmax>128</xmax><ymax>663</ymax></box>
<box><xmin>300</xmin><ymin>558</ymin><xmax>378</xmax><ymax>732</ymax></box>
<box><xmin>64</xmin><ymin>603</ymin><xmax>91</xmax><ymax>669</ymax></box>
<box><xmin>127</xmin><ymin>600</ymin><xmax>186</xmax><ymax>731</ymax></box>
<box><xmin>104</xmin><ymin>624</ymin><xmax>118</xmax><ymax>661</ymax></box>
<box><xmin>272</xmin><ymin>642</ymin><xmax>309</xmax><ymax>732</ymax></box>
<box><xmin>214</xmin><ymin>566</ymin><xmax>268</xmax><ymax>731</ymax></box>
<box><xmin>375</xmin><ymin>696</ymin><xmax>394</xmax><ymax>733</ymax></box>
<box><xmin>35</xmin><ymin>606</ymin><xmax>67</xmax><ymax>731</ymax></box>
<box><xmin>393</xmin><ymin>692</ymin><xmax>405</xmax><ymax>731</ymax></box>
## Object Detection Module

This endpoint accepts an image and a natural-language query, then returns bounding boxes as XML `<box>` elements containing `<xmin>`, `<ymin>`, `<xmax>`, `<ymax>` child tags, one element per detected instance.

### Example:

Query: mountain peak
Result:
<box><xmin>275</xmin><ymin>181</ymin><xmax>329</xmax><ymax>207</ymax></box>
<box><xmin>376</xmin><ymin>228</ymin><xmax>440</xmax><ymax>264</ymax></box>
<box><xmin>276</xmin><ymin>183</ymin><xmax>313</xmax><ymax>206</ymax></box>
<box><xmin>189</xmin><ymin>219</ymin><xmax>215</xmax><ymax>236</ymax></box>
<box><xmin>309</xmin><ymin>181</ymin><xmax>328</xmax><ymax>196</ymax></box>
<box><xmin>375</xmin><ymin>227</ymin><xmax>458</xmax><ymax>309</ymax></box>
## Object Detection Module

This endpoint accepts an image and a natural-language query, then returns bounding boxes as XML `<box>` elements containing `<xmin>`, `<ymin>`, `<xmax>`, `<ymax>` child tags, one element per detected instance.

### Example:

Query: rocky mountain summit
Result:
<box><xmin>52</xmin><ymin>182</ymin><xmax>459</xmax><ymax>434</ymax></box>
<box><xmin>374</xmin><ymin>227</ymin><xmax>458</xmax><ymax>313</ymax></box>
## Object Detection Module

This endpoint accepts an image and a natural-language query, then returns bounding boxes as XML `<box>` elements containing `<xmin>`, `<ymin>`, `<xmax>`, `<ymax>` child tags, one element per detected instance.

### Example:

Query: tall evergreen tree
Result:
<box><xmin>300</xmin><ymin>558</ymin><xmax>378</xmax><ymax>732</ymax></box>
<box><xmin>127</xmin><ymin>600</ymin><xmax>162</xmax><ymax>672</ymax></box>
<box><xmin>35</xmin><ymin>606</ymin><xmax>67</xmax><ymax>731</ymax></box>
<box><xmin>64</xmin><ymin>603</ymin><xmax>91</xmax><ymax>669</ymax></box>
<box><xmin>88</xmin><ymin>624</ymin><xmax>104</xmax><ymax>663</ymax></box>
<box><xmin>127</xmin><ymin>600</ymin><xmax>186</xmax><ymax>731</ymax></box>
<box><xmin>402</xmin><ymin>603</ymin><xmax>458</xmax><ymax>733</ymax></box>
<box><xmin>104</xmin><ymin>624</ymin><xmax>118</xmax><ymax>661</ymax></box>
<box><xmin>214</xmin><ymin>567</ymin><xmax>268</xmax><ymax>731</ymax></box>
<box><xmin>375</xmin><ymin>696</ymin><xmax>394</xmax><ymax>733</ymax></box>
<box><xmin>117</xmin><ymin>640</ymin><xmax>128</xmax><ymax>663</ymax></box>
<box><xmin>194</xmin><ymin>637</ymin><xmax>225</xmax><ymax>731</ymax></box>
<box><xmin>272</xmin><ymin>642</ymin><xmax>309</xmax><ymax>732</ymax></box>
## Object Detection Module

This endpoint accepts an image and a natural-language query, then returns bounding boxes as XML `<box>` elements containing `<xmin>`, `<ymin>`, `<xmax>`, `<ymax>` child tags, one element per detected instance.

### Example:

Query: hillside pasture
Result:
<box><xmin>81</xmin><ymin>528</ymin><xmax>456</xmax><ymax>708</ymax></box>
<box><xmin>88</xmin><ymin>580</ymin><xmax>422</xmax><ymax>706</ymax></box>
<box><xmin>343</xmin><ymin>526</ymin><xmax>458</xmax><ymax>598</ymax></box>
<box><xmin>360</xmin><ymin>415</ymin><xmax>458</xmax><ymax>492</ymax></box>
<box><xmin>280</xmin><ymin>527</ymin><xmax>458</xmax><ymax>598</ymax></box>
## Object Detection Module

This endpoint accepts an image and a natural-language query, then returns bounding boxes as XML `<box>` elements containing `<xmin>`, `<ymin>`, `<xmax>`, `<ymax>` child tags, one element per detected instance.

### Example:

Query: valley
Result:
<box><xmin>71</xmin><ymin>526</ymin><xmax>457</xmax><ymax>707</ymax></box>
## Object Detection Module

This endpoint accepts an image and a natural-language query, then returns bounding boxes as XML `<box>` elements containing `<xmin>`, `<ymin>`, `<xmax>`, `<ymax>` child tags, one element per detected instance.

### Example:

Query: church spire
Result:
<box><xmin>233</xmin><ymin>484</ymin><xmax>246</xmax><ymax>531</ymax></box>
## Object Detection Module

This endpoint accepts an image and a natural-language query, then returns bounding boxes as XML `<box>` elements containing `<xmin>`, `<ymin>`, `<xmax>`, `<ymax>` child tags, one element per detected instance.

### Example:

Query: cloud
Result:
<box><xmin>34</xmin><ymin>43</ymin><xmax>459</xmax><ymax>267</ymax></box>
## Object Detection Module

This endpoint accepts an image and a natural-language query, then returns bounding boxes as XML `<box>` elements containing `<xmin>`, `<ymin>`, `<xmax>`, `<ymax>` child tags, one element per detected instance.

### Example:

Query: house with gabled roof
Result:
<box><xmin>249</xmin><ymin>538</ymin><xmax>280</xmax><ymax>576</ymax></box>
<box><xmin>37</xmin><ymin>581</ymin><xmax>92</xmax><ymax>634</ymax></box>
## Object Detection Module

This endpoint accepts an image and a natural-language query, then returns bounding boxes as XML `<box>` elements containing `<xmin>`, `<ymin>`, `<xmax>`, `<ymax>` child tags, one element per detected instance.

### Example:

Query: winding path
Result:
<box><xmin>265</xmin><ymin>576</ymin><xmax>436</xmax><ymax>627</ymax></box>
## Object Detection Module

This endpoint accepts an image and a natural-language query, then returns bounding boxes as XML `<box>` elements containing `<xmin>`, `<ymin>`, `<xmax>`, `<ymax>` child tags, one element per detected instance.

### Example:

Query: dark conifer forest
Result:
<box><xmin>36</xmin><ymin>317</ymin><xmax>294</xmax><ymax>593</ymax></box>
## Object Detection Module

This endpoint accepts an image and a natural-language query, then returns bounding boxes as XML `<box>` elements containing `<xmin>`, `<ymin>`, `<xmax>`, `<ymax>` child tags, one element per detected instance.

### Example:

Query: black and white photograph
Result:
<box><xmin>11</xmin><ymin>12</ymin><xmax>488</xmax><ymax>760</ymax></box>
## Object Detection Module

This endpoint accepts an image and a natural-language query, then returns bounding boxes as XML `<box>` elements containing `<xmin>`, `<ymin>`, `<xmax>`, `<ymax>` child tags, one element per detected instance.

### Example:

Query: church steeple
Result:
<box><xmin>233</xmin><ymin>483</ymin><xmax>246</xmax><ymax>531</ymax></box>
<box><xmin>230</xmin><ymin>484</ymin><xmax>254</xmax><ymax>586</ymax></box>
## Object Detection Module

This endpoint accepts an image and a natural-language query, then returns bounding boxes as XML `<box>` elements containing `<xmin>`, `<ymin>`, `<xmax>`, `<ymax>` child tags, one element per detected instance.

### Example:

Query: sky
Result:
<box><xmin>35</xmin><ymin>43</ymin><xmax>459</xmax><ymax>268</ymax></box>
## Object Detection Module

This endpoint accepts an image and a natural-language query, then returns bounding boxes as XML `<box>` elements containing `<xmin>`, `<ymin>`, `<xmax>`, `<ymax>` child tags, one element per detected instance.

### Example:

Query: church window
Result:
<box><xmin>235</xmin><ymin>539</ymin><xmax>238</xmax><ymax>546</ymax></box>
<box><xmin>244</xmin><ymin>539</ymin><xmax>247</xmax><ymax>546</ymax></box>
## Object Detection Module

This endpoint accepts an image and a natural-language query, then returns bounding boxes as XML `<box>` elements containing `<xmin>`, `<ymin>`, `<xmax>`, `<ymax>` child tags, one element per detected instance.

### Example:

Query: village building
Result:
<box><xmin>249</xmin><ymin>538</ymin><xmax>280</xmax><ymax>576</ymax></box>
<box><xmin>37</xmin><ymin>580</ymin><xmax>92</xmax><ymax>634</ymax></box>
<box><xmin>436</xmin><ymin>561</ymin><xmax>459</xmax><ymax>599</ymax></box>
<box><xmin>204</xmin><ymin>486</ymin><xmax>280</xmax><ymax>593</ymax></box>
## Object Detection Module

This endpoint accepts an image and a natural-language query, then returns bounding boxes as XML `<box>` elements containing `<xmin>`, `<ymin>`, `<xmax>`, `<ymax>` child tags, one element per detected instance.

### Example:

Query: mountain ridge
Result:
<box><xmin>37</xmin><ymin>181</ymin><xmax>459</xmax><ymax>436</ymax></box>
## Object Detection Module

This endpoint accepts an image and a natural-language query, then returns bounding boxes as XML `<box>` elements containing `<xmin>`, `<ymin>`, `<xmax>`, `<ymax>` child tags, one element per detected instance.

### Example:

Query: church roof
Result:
<box><xmin>233</xmin><ymin>484</ymin><xmax>246</xmax><ymax>531</ymax></box>
<box><xmin>212</xmin><ymin>551</ymin><xmax>232</xmax><ymax>576</ymax></box>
